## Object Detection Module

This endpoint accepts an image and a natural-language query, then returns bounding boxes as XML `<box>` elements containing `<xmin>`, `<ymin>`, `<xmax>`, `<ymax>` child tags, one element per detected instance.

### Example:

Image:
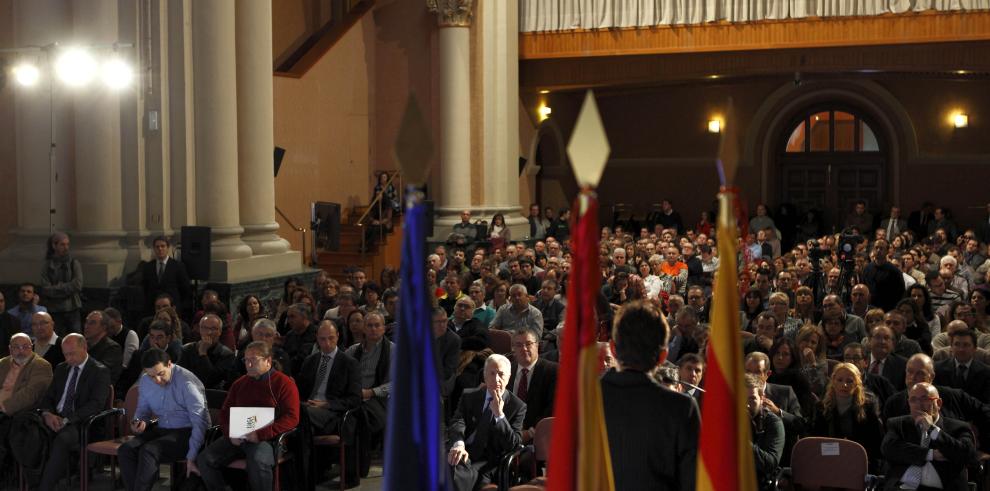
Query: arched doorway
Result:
<box><xmin>776</xmin><ymin>104</ymin><xmax>888</xmax><ymax>234</ymax></box>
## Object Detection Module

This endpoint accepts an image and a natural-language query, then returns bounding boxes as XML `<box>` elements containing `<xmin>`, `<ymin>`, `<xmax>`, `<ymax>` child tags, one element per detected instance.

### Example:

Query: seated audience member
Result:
<box><xmin>843</xmin><ymin>342</ymin><xmax>896</xmax><ymax>406</ymax></box>
<box><xmin>104</xmin><ymin>307</ymin><xmax>139</xmax><ymax>369</ymax></box>
<box><xmin>137</xmin><ymin>294</ymin><xmax>190</xmax><ymax>341</ymax></box>
<box><xmin>34</xmin><ymin>333</ymin><xmax>111</xmax><ymax>491</ymax></box>
<box><xmin>805</xmin><ymin>294</ymin><xmax>868</xmax><ymax>343</ymax></box>
<box><xmin>120</xmin><ymin>320</ymin><xmax>184</xmax><ymax>393</ymax></box>
<box><xmin>178</xmin><ymin>313</ymin><xmax>238</xmax><ymax>390</ymax></box>
<box><xmin>881</xmin><ymin>382</ymin><xmax>975</xmax><ymax>491</ymax></box>
<box><xmin>83</xmin><ymin>310</ymin><xmax>124</xmax><ymax>385</ymax></box>
<box><xmin>438</xmin><ymin>274</ymin><xmax>467</xmax><ymax>317</ymax></box>
<box><xmin>744</xmin><ymin>312</ymin><xmax>780</xmax><ymax>355</ymax></box>
<box><xmin>235</xmin><ymin>319</ymin><xmax>292</xmax><ymax>376</ymax></box>
<box><xmin>768</xmin><ymin>337</ymin><xmax>816</xmax><ymax>417</ymax></box>
<box><xmin>490</xmin><ymin>284</ymin><xmax>544</xmax><ymax>337</ymax></box>
<box><xmin>866</xmin><ymin>324</ymin><xmax>908</xmax><ymax>391</ymax></box>
<box><xmin>0</xmin><ymin>333</ymin><xmax>53</xmax><ymax>461</ymax></box>
<box><xmin>234</xmin><ymin>294</ymin><xmax>268</xmax><ymax>348</ymax></box>
<box><xmin>447</xmin><ymin>354</ymin><xmax>525</xmax><ymax>491</ymax></box>
<box><xmin>196</xmin><ymin>341</ymin><xmax>300</xmax><ymax>491</ymax></box>
<box><xmin>895</xmin><ymin>298</ymin><xmax>934</xmax><ymax>355</ymax></box>
<box><xmin>601</xmin><ymin>301</ymin><xmax>700</xmax><ymax>491</ymax></box>
<box><xmin>745</xmin><ymin>373</ymin><xmax>785</xmax><ymax>489</ymax></box>
<box><xmin>32</xmin><ymin>312</ymin><xmax>64</xmax><ymax>368</ymax></box>
<box><xmin>283</xmin><ymin>303</ymin><xmax>318</xmax><ymax>374</ymax></box>
<box><xmin>809</xmin><ymin>362</ymin><xmax>885</xmax><ymax>473</ymax></box>
<box><xmin>795</xmin><ymin>324</ymin><xmax>830</xmax><ymax>397</ymax></box>
<box><xmin>324</xmin><ymin>292</ymin><xmax>359</xmax><ymax>327</ymax></box>
<box><xmin>508</xmin><ymin>326</ymin><xmax>558</xmax><ymax>443</ymax></box>
<box><xmin>678</xmin><ymin>353</ymin><xmax>706</xmax><ymax>406</ymax></box>
<box><xmin>745</xmin><ymin>352</ymin><xmax>802</xmax><ymax>467</ymax></box>
<box><xmin>121</xmin><ymin>348</ymin><xmax>210</xmax><ymax>491</ymax></box>
<box><xmin>934</xmin><ymin>328</ymin><xmax>990</xmax><ymax>403</ymax></box>
<box><xmin>821</xmin><ymin>315</ymin><xmax>856</xmax><ymax>361</ymax></box>
<box><xmin>882</xmin><ymin>353</ymin><xmax>990</xmax><ymax>451</ymax></box>
<box><xmin>884</xmin><ymin>310</ymin><xmax>923</xmax><ymax>359</ymax></box>
<box><xmin>432</xmin><ymin>308</ymin><xmax>461</xmax><ymax>396</ymax></box>
<box><xmin>346</xmin><ymin>312</ymin><xmax>393</xmax><ymax>476</ymax></box>
<box><xmin>448</xmin><ymin>297</ymin><xmax>490</xmax><ymax>351</ymax></box>
<box><xmin>468</xmin><ymin>283</ymin><xmax>495</xmax><ymax>327</ymax></box>
<box><xmin>533</xmin><ymin>279</ymin><xmax>566</xmax><ymax>334</ymax></box>
<box><xmin>8</xmin><ymin>283</ymin><xmax>47</xmax><ymax>334</ymax></box>
<box><xmin>449</xmin><ymin>210</ymin><xmax>478</xmax><ymax>247</ymax></box>
<box><xmin>668</xmin><ymin>307</ymin><xmax>702</xmax><ymax>363</ymax></box>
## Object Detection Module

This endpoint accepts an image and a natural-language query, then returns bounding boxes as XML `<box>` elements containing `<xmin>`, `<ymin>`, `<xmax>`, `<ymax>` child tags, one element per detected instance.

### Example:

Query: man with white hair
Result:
<box><xmin>940</xmin><ymin>255</ymin><xmax>971</xmax><ymax>298</ymax></box>
<box><xmin>447</xmin><ymin>354</ymin><xmax>526</xmax><ymax>491</ymax></box>
<box><xmin>490</xmin><ymin>284</ymin><xmax>544</xmax><ymax>338</ymax></box>
<box><xmin>0</xmin><ymin>333</ymin><xmax>54</xmax><ymax>458</ymax></box>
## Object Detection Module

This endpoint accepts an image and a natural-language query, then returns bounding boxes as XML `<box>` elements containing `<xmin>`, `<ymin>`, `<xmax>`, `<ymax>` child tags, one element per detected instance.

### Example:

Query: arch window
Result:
<box><xmin>785</xmin><ymin>110</ymin><xmax>879</xmax><ymax>153</ymax></box>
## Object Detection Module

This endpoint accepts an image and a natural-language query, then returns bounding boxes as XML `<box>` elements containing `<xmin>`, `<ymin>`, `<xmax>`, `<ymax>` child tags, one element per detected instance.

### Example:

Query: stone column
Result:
<box><xmin>70</xmin><ymin>0</ymin><xmax>128</xmax><ymax>286</ymax></box>
<box><xmin>0</xmin><ymin>0</ymin><xmax>71</xmax><ymax>282</ymax></box>
<box><xmin>191</xmin><ymin>0</ymin><xmax>252</xmax><ymax>267</ymax></box>
<box><xmin>428</xmin><ymin>0</ymin><xmax>474</xmax><ymax>238</ymax></box>
<box><xmin>235</xmin><ymin>0</ymin><xmax>290</xmax><ymax>256</ymax></box>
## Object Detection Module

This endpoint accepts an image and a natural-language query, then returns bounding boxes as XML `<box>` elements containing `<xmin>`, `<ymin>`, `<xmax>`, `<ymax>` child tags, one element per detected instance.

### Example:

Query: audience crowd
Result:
<box><xmin>2</xmin><ymin>199</ymin><xmax>990</xmax><ymax>490</ymax></box>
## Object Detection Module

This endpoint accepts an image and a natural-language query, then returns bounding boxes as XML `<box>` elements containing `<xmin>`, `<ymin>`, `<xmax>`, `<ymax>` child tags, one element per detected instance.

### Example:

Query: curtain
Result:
<box><xmin>520</xmin><ymin>0</ymin><xmax>990</xmax><ymax>32</ymax></box>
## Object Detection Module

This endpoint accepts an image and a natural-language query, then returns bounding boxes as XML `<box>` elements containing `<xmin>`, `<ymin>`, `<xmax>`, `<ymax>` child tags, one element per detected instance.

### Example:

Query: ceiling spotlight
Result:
<box><xmin>55</xmin><ymin>47</ymin><xmax>97</xmax><ymax>87</ymax></box>
<box><xmin>101</xmin><ymin>58</ymin><xmax>132</xmax><ymax>89</ymax></box>
<box><xmin>12</xmin><ymin>63</ymin><xmax>40</xmax><ymax>87</ymax></box>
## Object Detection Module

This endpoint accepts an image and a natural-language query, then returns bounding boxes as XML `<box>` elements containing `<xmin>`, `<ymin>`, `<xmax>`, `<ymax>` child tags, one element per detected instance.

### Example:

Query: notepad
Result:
<box><xmin>229</xmin><ymin>407</ymin><xmax>275</xmax><ymax>439</ymax></box>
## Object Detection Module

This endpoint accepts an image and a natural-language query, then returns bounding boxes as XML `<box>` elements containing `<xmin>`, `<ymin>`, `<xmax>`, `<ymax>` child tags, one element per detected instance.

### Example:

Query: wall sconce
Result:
<box><xmin>538</xmin><ymin>103</ymin><xmax>552</xmax><ymax>122</ymax></box>
<box><xmin>952</xmin><ymin>112</ymin><xmax>969</xmax><ymax>128</ymax></box>
<box><xmin>707</xmin><ymin>119</ymin><xmax>722</xmax><ymax>133</ymax></box>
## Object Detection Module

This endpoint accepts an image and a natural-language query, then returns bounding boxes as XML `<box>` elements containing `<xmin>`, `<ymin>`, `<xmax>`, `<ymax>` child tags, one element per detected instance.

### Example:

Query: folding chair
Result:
<box><xmin>312</xmin><ymin>408</ymin><xmax>359</xmax><ymax>490</ymax></box>
<box><xmin>788</xmin><ymin>436</ymin><xmax>879</xmax><ymax>490</ymax></box>
<box><xmin>79</xmin><ymin>385</ymin><xmax>120</xmax><ymax>491</ymax></box>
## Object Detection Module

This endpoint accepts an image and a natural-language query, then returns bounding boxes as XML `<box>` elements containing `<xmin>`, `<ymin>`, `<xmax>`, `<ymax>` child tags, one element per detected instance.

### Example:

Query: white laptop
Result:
<box><xmin>229</xmin><ymin>407</ymin><xmax>275</xmax><ymax>439</ymax></box>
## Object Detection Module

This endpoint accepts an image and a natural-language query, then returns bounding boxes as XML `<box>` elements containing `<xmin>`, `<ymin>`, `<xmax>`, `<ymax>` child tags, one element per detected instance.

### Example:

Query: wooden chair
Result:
<box><xmin>78</xmin><ymin>385</ymin><xmax>121</xmax><ymax>491</ymax></box>
<box><xmin>312</xmin><ymin>407</ymin><xmax>359</xmax><ymax>491</ymax></box>
<box><xmin>489</xmin><ymin>329</ymin><xmax>512</xmax><ymax>355</ymax></box>
<box><xmin>504</xmin><ymin>417</ymin><xmax>553</xmax><ymax>489</ymax></box>
<box><xmin>788</xmin><ymin>437</ymin><xmax>878</xmax><ymax>490</ymax></box>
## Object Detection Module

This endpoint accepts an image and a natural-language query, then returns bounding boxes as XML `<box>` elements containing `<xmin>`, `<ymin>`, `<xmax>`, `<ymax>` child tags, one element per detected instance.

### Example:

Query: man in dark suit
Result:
<box><xmin>447</xmin><ymin>353</ymin><xmax>525</xmax><ymax>491</ymax></box>
<box><xmin>297</xmin><ymin>320</ymin><xmax>362</xmax><ymax>487</ymax></box>
<box><xmin>31</xmin><ymin>312</ymin><xmax>64</xmax><ymax>368</ymax></box>
<box><xmin>844</xmin><ymin>342</ymin><xmax>896</xmax><ymax>406</ymax></box>
<box><xmin>601</xmin><ymin>301</ymin><xmax>701</xmax><ymax>491</ymax></box>
<box><xmin>141</xmin><ymin>236</ymin><xmax>191</xmax><ymax>318</ymax></box>
<box><xmin>908</xmin><ymin>202</ymin><xmax>935</xmax><ymax>239</ymax></box>
<box><xmin>746</xmin><ymin>373</ymin><xmax>784</xmax><ymax>489</ymax></box>
<box><xmin>432</xmin><ymin>308</ymin><xmax>461</xmax><ymax>398</ymax></box>
<box><xmin>82</xmin><ymin>310</ymin><xmax>123</xmax><ymax>385</ymax></box>
<box><xmin>746</xmin><ymin>352</ymin><xmax>803</xmax><ymax>466</ymax></box>
<box><xmin>448</xmin><ymin>297</ymin><xmax>490</xmax><ymax>351</ymax></box>
<box><xmin>507</xmin><ymin>326</ymin><xmax>557</xmax><ymax>442</ymax></box>
<box><xmin>879</xmin><ymin>206</ymin><xmax>908</xmax><ymax>239</ymax></box>
<box><xmin>881</xmin><ymin>382</ymin><xmax>975</xmax><ymax>491</ymax></box>
<box><xmin>934</xmin><ymin>329</ymin><xmax>990</xmax><ymax>403</ymax></box>
<box><xmin>678</xmin><ymin>353</ymin><xmax>705</xmax><ymax>407</ymax></box>
<box><xmin>867</xmin><ymin>324</ymin><xmax>908</xmax><ymax>391</ymax></box>
<box><xmin>178</xmin><ymin>313</ymin><xmax>238</xmax><ymax>390</ymax></box>
<box><xmin>36</xmin><ymin>333</ymin><xmax>112</xmax><ymax>491</ymax></box>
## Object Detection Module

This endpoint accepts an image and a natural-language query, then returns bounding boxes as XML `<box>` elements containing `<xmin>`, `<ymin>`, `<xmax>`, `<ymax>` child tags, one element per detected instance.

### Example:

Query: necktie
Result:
<box><xmin>517</xmin><ymin>368</ymin><xmax>530</xmax><ymax>402</ymax></box>
<box><xmin>957</xmin><ymin>364</ymin><xmax>968</xmax><ymax>385</ymax></box>
<box><xmin>63</xmin><ymin>366</ymin><xmax>80</xmax><ymax>416</ymax></box>
<box><xmin>900</xmin><ymin>426</ymin><xmax>932</xmax><ymax>489</ymax></box>
<box><xmin>870</xmin><ymin>360</ymin><xmax>881</xmax><ymax>375</ymax></box>
<box><xmin>887</xmin><ymin>220</ymin><xmax>895</xmax><ymax>238</ymax></box>
<box><xmin>157</xmin><ymin>261</ymin><xmax>165</xmax><ymax>280</ymax></box>
<box><xmin>312</xmin><ymin>354</ymin><xmax>332</xmax><ymax>398</ymax></box>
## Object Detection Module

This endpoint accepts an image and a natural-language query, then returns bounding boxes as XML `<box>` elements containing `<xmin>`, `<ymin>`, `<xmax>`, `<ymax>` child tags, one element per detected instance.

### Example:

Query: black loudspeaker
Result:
<box><xmin>312</xmin><ymin>202</ymin><xmax>341</xmax><ymax>251</ymax></box>
<box><xmin>274</xmin><ymin>147</ymin><xmax>286</xmax><ymax>177</ymax></box>
<box><xmin>180</xmin><ymin>226</ymin><xmax>212</xmax><ymax>281</ymax></box>
<box><xmin>423</xmin><ymin>200</ymin><xmax>435</xmax><ymax>232</ymax></box>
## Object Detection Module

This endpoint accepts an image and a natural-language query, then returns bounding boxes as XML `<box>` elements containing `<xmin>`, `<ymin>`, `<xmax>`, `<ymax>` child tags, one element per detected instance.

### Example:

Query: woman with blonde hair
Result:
<box><xmin>809</xmin><ymin>362</ymin><xmax>884</xmax><ymax>472</ymax></box>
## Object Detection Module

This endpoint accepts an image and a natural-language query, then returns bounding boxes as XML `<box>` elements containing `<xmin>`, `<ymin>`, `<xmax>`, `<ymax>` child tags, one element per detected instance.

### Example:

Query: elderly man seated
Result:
<box><xmin>881</xmin><ymin>382</ymin><xmax>975</xmax><ymax>491</ymax></box>
<box><xmin>0</xmin><ymin>333</ymin><xmax>53</xmax><ymax>462</ymax></box>
<box><xmin>490</xmin><ymin>284</ymin><xmax>544</xmax><ymax>337</ymax></box>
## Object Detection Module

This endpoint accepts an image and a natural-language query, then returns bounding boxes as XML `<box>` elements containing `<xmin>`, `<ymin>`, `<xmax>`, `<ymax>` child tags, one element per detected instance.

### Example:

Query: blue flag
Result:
<box><xmin>383</xmin><ymin>190</ymin><xmax>449</xmax><ymax>490</ymax></box>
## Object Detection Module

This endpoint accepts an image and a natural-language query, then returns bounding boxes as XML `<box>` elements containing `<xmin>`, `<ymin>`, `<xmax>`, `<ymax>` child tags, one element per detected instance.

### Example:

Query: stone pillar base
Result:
<box><xmin>429</xmin><ymin>206</ymin><xmax>526</xmax><ymax>242</ymax></box>
<box><xmin>242</xmin><ymin>222</ymin><xmax>291</xmax><ymax>256</ymax></box>
<box><xmin>204</xmin><ymin>225</ymin><xmax>254</xmax><ymax>261</ymax></box>
<box><xmin>208</xmin><ymin>250</ymin><xmax>304</xmax><ymax>283</ymax></box>
<box><xmin>0</xmin><ymin>228</ymin><xmax>55</xmax><ymax>283</ymax></box>
<box><xmin>73</xmin><ymin>231</ymin><xmax>128</xmax><ymax>287</ymax></box>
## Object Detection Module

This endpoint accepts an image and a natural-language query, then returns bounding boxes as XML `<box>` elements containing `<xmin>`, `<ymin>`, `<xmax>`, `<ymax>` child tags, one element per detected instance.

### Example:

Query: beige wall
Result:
<box><xmin>0</xmin><ymin>0</ymin><xmax>15</xmax><ymax>250</ymax></box>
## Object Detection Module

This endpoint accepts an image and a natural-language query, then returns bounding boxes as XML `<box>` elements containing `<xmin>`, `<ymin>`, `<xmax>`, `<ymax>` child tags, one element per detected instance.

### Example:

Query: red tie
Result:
<box><xmin>517</xmin><ymin>368</ymin><xmax>529</xmax><ymax>402</ymax></box>
<box><xmin>870</xmin><ymin>360</ymin><xmax>881</xmax><ymax>375</ymax></box>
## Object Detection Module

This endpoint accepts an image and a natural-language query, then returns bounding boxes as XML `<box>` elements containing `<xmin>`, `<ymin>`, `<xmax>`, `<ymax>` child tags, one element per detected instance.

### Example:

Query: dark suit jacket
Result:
<box><xmin>39</xmin><ymin>357</ymin><xmax>111</xmax><ymax>424</ymax></box>
<box><xmin>296</xmin><ymin>349</ymin><xmax>362</xmax><ymax>414</ymax></box>
<box><xmin>38</xmin><ymin>337</ymin><xmax>65</xmax><ymax>368</ymax></box>
<box><xmin>448</xmin><ymin>387</ymin><xmax>525</xmax><ymax>463</ymax></box>
<box><xmin>882</xmin><ymin>415</ymin><xmax>975</xmax><ymax>491</ymax></box>
<box><xmin>765</xmin><ymin>382</ymin><xmax>804</xmax><ymax>465</ymax></box>
<box><xmin>935</xmin><ymin>358</ymin><xmax>990</xmax><ymax>403</ymax></box>
<box><xmin>140</xmin><ymin>257</ymin><xmax>191</xmax><ymax>314</ymax></box>
<box><xmin>507</xmin><ymin>358</ymin><xmax>558</xmax><ymax>430</ymax></box>
<box><xmin>810</xmin><ymin>397</ymin><xmax>885</xmax><ymax>473</ymax></box>
<box><xmin>879</xmin><ymin>218</ymin><xmax>908</xmax><ymax>236</ymax></box>
<box><xmin>882</xmin><ymin>385</ymin><xmax>990</xmax><ymax>451</ymax></box>
<box><xmin>879</xmin><ymin>354</ymin><xmax>908</xmax><ymax>391</ymax></box>
<box><xmin>864</xmin><ymin>372</ymin><xmax>897</xmax><ymax>407</ymax></box>
<box><xmin>0</xmin><ymin>312</ymin><xmax>18</xmax><ymax>357</ymax></box>
<box><xmin>178</xmin><ymin>341</ymin><xmax>238</xmax><ymax>390</ymax></box>
<box><xmin>434</xmin><ymin>329</ymin><xmax>461</xmax><ymax>397</ymax></box>
<box><xmin>601</xmin><ymin>370</ymin><xmax>700</xmax><ymax>491</ymax></box>
<box><xmin>88</xmin><ymin>336</ymin><xmax>123</xmax><ymax>385</ymax></box>
<box><xmin>449</xmin><ymin>318</ymin><xmax>489</xmax><ymax>352</ymax></box>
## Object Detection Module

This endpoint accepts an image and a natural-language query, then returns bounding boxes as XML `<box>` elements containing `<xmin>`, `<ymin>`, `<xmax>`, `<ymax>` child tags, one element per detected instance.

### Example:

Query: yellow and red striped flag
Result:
<box><xmin>546</xmin><ymin>191</ymin><xmax>614</xmax><ymax>491</ymax></box>
<box><xmin>696</xmin><ymin>190</ymin><xmax>757</xmax><ymax>491</ymax></box>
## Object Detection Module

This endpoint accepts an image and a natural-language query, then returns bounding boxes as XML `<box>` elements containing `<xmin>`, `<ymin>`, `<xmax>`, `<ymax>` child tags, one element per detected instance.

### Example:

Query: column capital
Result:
<box><xmin>427</xmin><ymin>0</ymin><xmax>473</xmax><ymax>27</ymax></box>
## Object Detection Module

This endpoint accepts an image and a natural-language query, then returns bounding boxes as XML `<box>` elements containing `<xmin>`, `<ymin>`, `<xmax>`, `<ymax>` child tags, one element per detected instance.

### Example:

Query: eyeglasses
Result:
<box><xmin>244</xmin><ymin>356</ymin><xmax>269</xmax><ymax>366</ymax></box>
<box><xmin>908</xmin><ymin>396</ymin><xmax>938</xmax><ymax>404</ymax></box>
<box><xmin>512</xmin><ymin>341</ymin><xmax>538</xmax><ymax>350</ymax></box>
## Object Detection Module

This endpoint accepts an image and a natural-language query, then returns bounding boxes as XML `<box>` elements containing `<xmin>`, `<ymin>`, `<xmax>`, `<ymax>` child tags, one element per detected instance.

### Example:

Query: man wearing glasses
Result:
<box><xmin>0</xmin><ymin>333</ymin><xmax>53</xmax><ymax>461</ymax></box>
<box><xmin>196</xmin><ymin>341</ymin><xmax>300</xmax><ymax>491</ymax></box>
<box><xmin>507</xmin><ymin>326</ymin><xmax>557</xmax><ymax>444</ymax></box>
<box><xmin>882</xmin><ymin>382</ymin><xmax>975</xmax><ymax>491</ymax></box>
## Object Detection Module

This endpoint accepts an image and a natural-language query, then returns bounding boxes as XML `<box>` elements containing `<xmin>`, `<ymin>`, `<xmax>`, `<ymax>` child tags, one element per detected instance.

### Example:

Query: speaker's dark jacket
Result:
<box><xmin>140</xmin><ymin>257</ymin><xmax>192</xmax><ymax>315</ymax></box>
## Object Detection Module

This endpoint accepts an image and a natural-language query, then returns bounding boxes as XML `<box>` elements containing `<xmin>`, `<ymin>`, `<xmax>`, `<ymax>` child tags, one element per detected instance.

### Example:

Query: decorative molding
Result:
<box><xmin>427</xmin><ymin>0</ymin><xmax>473</xmax><ymax>27</ymax></box>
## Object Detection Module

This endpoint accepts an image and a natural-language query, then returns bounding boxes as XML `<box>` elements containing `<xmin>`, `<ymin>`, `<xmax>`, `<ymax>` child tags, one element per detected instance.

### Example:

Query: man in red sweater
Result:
<box><xmin>195</xmin><ymin>341</ymin><xmax>300</xmax><ymax>490</ymax></box>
